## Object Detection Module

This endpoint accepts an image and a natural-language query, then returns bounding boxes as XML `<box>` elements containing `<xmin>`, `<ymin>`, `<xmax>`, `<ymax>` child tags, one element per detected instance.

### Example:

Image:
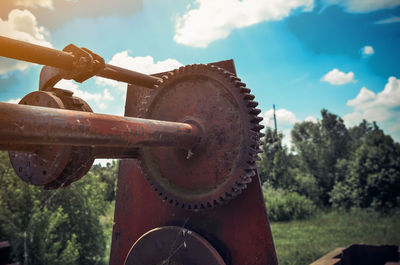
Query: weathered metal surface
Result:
<box><xmin>124</xmin><ymin>226</ymin><xmax>226</xmax><ymax>265</ymax></box>
<box><xmin>0</xmin><ymin>36</ymin><xmax>161</xmax><ymax>87</ymax></box>
<box><xmin>43</xmin><ymin>95</ymin><xmax>94</xmax><ymax>189</ymax></box>
<box><xmin>0</xmin><ymin>103</ymin><xmax>200</xmax><ymax>149</ymax></box>
<box><xmin>9</xmin><ymin>91</ymin><xmax>72</xmax><ymax>185</ymax></box>
<box><xmin>111</xmin><ymin>160</ymin><xmax>277</xmax><ymax>265</ymax></box>
<box><xmin>139</xmin><ymin>64</ymin><xmax>264</xmax><ymax>209</ymax></box>
<box><xmin>110</xmin><ymin>60</ymin><xmax>278</xmax><ymax>265</ymax></box>
<box><xmin>311</xmin><ymin>245</ymin><xmax>400</xmax><ymax>265</ymax></box>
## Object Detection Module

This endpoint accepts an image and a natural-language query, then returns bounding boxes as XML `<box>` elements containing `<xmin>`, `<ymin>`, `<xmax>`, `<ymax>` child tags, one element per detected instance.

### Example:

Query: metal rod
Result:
<box><xmin>0</xmin><ymin>35</ymin><xmax>75</xmax><ymax>70</ymax></box>
<box><xmin>0</xmin><ymin>103</ymin><xmax>200</xmax><ymax>149</ymax></box>
<box><xmin>0</xmin><ymin>35</ymin><xmax>161</xmax><ymax>88</ymax></box>
<box><xmin>99</xmin><ymin>65</ymin><xmax>160</xmax><ymax>88</ymax></box>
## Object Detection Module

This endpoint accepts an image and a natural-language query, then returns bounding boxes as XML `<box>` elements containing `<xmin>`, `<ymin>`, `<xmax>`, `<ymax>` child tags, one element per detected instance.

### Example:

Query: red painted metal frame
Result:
<box><xmin>109</xmin><ymin>60</ymin><xmax>278</xmax><ymax>265</ymax></box>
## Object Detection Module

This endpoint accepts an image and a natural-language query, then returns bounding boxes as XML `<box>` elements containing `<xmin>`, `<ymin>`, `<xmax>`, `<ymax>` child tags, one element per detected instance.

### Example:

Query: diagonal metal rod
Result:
<box><xmin>0</xmin><ymin>102</ymin><xmax>200</xmax><ymax>150</ymax></box>
<box><xmin>0</xmin><ymin>35</ymin><xmax>161</xmax><ymax>88</ymax></box>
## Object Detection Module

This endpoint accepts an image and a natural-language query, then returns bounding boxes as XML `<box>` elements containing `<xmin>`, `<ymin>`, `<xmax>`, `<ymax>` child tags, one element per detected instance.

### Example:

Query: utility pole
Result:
<box><xmin>273</xmin><ymin>104</ymin><xmax>277</xmax><ymax>135</ymax></box>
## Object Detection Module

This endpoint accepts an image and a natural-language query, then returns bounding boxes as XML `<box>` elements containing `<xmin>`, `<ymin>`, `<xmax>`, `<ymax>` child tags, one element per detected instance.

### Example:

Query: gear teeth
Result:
<box><xmin>234</xmin><ymin>80</ymin><xmax>246</xmax><ymax>87</ymax></box>
<box><xmin>138</xmin><ymin>64</ymin><xmax>264</xmax><ymax>211</ymax></box>
<box><xmin>252</xmin><ymin>116</ymin><xmax>263</xmax><ymax>123</ymax></box>
<box><xmin>249</xmin><ymin>147</ymin><xmax>263</xmax><ymax>154</ymax></box>
<box><xmin>252</xmin><ymin>124</ymin><xmax>264</xmax><ymax>132</ymax></box>
<box><xmin>240</xmin><ymin>87</ymin><xmax>251</xmax><ymax>93</ymax></box>
<box><xmin>247</xmin><ymin>161</ymin><xmax>257</xmax><ymax>169</ymax></box>
<box><xmin>244</xmin><ymin>169</ymin><xmax>256</xmax><ymax>177</ymax></box>
<box><xmin>249</xmin><ymin>108</ymin><xmax>261</xmax><ymax>115</ymax></box>
<box><xmin>247</xmin><ymin>101</ymin><xmax>258</xmax><ymax>108</ymax></box>
<box><xmin>243</xmin><ymin>93</ymin><xmax>255</xmax><ymax>100</ymax></box>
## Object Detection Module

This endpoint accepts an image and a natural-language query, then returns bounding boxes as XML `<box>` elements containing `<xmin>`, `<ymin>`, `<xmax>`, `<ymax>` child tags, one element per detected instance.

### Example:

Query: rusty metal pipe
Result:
<box><xmin>0</xmin><ymin>102</ymin><xmax>200</xmax><ymax>149</ymax></box>
<box><xmin>0</xmin><ymin>36</ymin><xmax>161</xmax><ymax>88</ymax></box>
<box><xmin>0</xmin><ymin>35</ymin><xmax>74</xmax><ymax>70</ymax></box>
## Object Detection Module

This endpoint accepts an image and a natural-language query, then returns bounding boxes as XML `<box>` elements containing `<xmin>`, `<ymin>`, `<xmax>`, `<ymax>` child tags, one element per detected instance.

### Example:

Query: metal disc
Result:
<box><xmin>44</xmin><ymin>95</ymin><xmax>95</xmax><ymax>189</ymax></box>
<box><xmin>139</xmin><ymin>64</ymin><xmax>264</xmax><ymax>209</ymax></box>
<box><xmin>9</xmin><ymin>91</ymin><xmax>72</xmax><ymax>186</ymax></box>
<box><xmin>124</xmin><ymin>226</ymin><xmax>226</xmax><ymax>265</ymax></box>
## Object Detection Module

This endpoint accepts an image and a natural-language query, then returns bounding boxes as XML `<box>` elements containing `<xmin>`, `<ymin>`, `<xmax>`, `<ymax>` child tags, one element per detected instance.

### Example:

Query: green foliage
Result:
<box><xmin>258</xmin><ymin>128</ymin><xmax>297</xmax><ymax>190</ymax></box>
<box><xmin>330</xmin><ymin>124</ymin><xmax>400</xmax><ymax>212</ymax></box>
<box><xmin>260</xmin><ymin>108</ymin><xmax>400</xmax><ymax>213</ymax></box>
<box><xmin>262</xmin><ymin>184</ymin><xmax>316</xmax><ymax>221</ymax></box>
<box><xmin>88</xmin><ymin>161</ymin><xmax>119</xmax><ymax>202</ymax></box>
<box><xmin>0</xmin><ymin>152</ymin><xmax>116</xmax><ymax>265</ymax></box>
<box><xmin>291</xmin><ymin>109</ymin><xmax>350</xmax><ymax>205</ymax></box>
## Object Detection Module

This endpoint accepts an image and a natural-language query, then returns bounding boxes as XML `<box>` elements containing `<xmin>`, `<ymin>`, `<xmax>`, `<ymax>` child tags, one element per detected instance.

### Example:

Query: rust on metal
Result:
<box><xmin>0</xmin><ymin>102</ymin><xmax>200</xmax><ymax>149</ymax></box>
<box><xmin>110</xmin><ymin>60</ymin><xmax>277</xmax><ymax>265</ymax></box>
<box><xmin>0</xmin><ymin>35</ymin><xmax>278</xmax><ymax>264</ymax></box>
<box><xmin>0</xmin><ymin>35</ymin><xmax>161</xmax><ymax>87</ymax></box>
<box><xmin>124</xmin><ymin>226</ymin><xmax>226</xmax><ymax>265</ymax></box>
<box><xmin>139</xmin><ymin>64</ymin><xmax>264</xmax><ymax>209</ymax></box>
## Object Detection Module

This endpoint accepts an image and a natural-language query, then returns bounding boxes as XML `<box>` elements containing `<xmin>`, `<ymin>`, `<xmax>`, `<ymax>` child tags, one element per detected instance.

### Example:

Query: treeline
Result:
<box><xmin>0</xmin><ymin>153</ymin><xmax>118</xmax><ymax>265</ymax></box>
<box><xmin>259</xmin><ymin>109</ymin><xmax>400</xmax><ymax>221</ymax></box>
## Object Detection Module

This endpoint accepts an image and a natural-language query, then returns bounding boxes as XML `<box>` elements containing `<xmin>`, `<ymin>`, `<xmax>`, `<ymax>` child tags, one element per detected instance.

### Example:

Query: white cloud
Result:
<box><xmin>96</xmin><ymin>51</ymin><xmax>183</xmax><ymax>91</ymax></box>
<box><xmin>324</xmin><ymin>0</ymin><xmax>400</xmax><ymax>13</ymax></box>
<box><xmin>321</xmin><ymin>68</ymin><xmax>356</xmax><ymax>85</ymax></box>
<box><xmin>174</xmin><ymin>0</ymin><xmax>314</xmax><ymax>48</ymax></box>
<box><xmin>375</xmin><ymin>16</ymin><xmax>400</xmax><ymax>24</ymax></box>
<box><xmin>0</xmin><ymin>9</ymin><xmax>52</xmax><ymax>74</ymax></box>
<box><xmin>344</xmin><ymin>77</ymin><xmax>400</xmax><ymax>141</ymax></box>
<box><xmin>305</xmin><ymin>116</ymin><xmax>317</xmax><ymax>123</ymax></box>
<box><xmin>15</xmin><ymin>0</ymin><xmax>54</xmax><ymax>9</ymax></box>
<box><xmin>93</xmin><ymin>51</ymin><xmax>183</xmax><ymax>115</ymax></box>
<box><xmin>263</xmin><ymin>108</ymin><xmax>298</xmax><ymax>129</ymax></box>
<box><xmin>7</xmin><ymin>98</ymin><xmax>21</xmax><ymax>104</ymax></box>
<box><xmin>262</xmin><ymin>108</ymin><xmax>317</xmax><ymax>148</ymax></box>
<box><xmin>360</xmin><ymin>45</ymin><xmax>374</xmax><ymax>57</ymax></box>
<box><xmin>55</xmin><ymin>79</ymin><xmax>114</xmax><ymax>111</ymax></box>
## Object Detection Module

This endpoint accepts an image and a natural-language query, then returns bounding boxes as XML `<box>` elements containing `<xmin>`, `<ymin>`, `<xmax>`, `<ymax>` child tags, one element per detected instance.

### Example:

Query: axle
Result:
<box><xmin>0</xmin><ymin>102</ymin><xmax>201</xmax><ymax>150</ymax></box>
<box><xmin>0</xmin><ymin>36</ymin><xmax>161</xmax><ymax>88</ymax></box>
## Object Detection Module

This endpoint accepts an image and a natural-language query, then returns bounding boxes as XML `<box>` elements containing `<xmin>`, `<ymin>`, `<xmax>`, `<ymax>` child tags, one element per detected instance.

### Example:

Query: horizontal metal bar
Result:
<box><xmin>0</xmin><ymin>35</ymin><xmax>75</xmax><ymax>70</ymax></box>
<box><xmin>0</xmin><ymin>103</ymin><xmax>200</xmax><ymax>149</ymax></box>
<box><xmin>99</xmin><ymin>64</ymin><xmax>161</xmax><ymax>88</ymax></box>
<box><xmin>0</xmin><ymin>36</ymin><xmax>161</xmax><ymax>88</ymax></box>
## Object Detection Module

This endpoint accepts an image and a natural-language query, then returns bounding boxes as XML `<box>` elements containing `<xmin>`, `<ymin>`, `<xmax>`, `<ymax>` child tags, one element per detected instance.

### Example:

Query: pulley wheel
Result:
<box><xmin>124</xmin><ymin>226</ymin><xmax>226</xmax><ymax>265</ymax></box>
<box><xmin>9</xmin><ymin>91</ymin><xmax>72</xmax><ymax>185</ymax></box>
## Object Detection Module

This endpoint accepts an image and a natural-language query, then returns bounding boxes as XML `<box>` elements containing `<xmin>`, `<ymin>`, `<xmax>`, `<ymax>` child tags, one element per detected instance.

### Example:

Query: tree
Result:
<box><xmin>291</xmin><ymin>109</ymin><xmax>350</xmax><ymax>205</ymax></box>
<box><xmin>0</xmin><ymin>151</ymin><xmax>110</xmax><ymax>265</ymax></box>
<box><xmin>330</xmin><ymin>123</ymin><xmax>400</xmax><ymax>211</ymax></box>
<box><xmin>258</xmin><ymin>128</ymin><xmax>295</xmax><ymax>190</ymax></box>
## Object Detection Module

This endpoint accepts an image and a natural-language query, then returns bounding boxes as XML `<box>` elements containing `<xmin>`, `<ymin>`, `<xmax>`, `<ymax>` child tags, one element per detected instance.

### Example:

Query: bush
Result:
<box><xmin>262</xmin><ymin>184</ymin><xmax>316</xmax><ymax>221</ymax></box>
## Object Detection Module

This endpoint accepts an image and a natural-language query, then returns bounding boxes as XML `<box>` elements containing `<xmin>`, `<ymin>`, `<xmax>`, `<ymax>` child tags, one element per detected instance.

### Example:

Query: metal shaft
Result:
<box><xmin>0</xmin><ymin>102</ymin><xmax>200</xmax><ymax>150</ymax></box>
<box><xmin>0</xmin><ymin>35</ymin><xmax>161</xmax><ymax>88</ymax></box>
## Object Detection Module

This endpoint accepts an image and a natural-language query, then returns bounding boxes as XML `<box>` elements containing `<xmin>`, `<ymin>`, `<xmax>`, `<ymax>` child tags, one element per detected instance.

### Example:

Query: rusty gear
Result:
<box><xmin>138</xmin><ymin>64</ymin><xmax>264</xmax><ymax>210</ymax></box>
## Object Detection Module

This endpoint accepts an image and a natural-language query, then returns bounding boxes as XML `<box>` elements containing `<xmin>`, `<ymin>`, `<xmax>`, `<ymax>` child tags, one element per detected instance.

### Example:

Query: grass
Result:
<box><xmin>270</xmin><ymin>209</ymin><xmax>400</xmax><ymax>265</ymax></box>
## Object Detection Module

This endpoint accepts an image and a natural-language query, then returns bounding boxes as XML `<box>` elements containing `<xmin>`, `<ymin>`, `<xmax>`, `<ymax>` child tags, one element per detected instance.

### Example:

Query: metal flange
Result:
<box><xmin>124</xmin><ymin>226</ymin><xmax>226</xmax><ymax>265</ymax></box>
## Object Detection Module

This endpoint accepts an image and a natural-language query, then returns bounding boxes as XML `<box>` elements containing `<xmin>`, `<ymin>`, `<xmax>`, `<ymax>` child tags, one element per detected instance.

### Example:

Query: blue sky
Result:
<box><xmin>1</xmin><ymin>0</ymin><xmax>400</xmax><ymax>149</ymax></box>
